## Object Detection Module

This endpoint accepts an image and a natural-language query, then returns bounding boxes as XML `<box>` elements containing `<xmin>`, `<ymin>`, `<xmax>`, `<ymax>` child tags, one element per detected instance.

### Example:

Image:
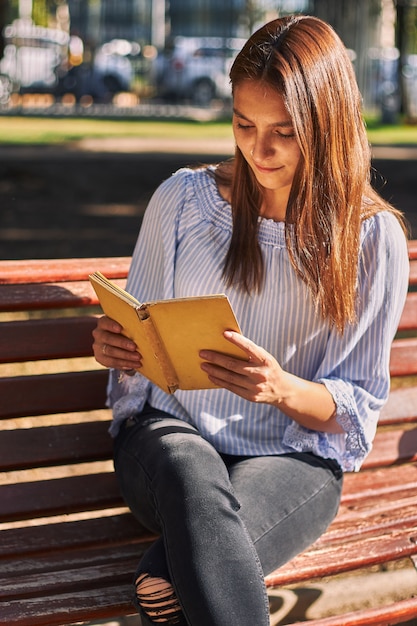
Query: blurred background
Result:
<box><xmin>0</xmin><ymin>0</ymin><xmax>416</xmax><ymax>261</ymax></box>
<box><xmin>0</xmin><ymin>0</ymin><xmax>415</xmax><ymax>120</ymax></box>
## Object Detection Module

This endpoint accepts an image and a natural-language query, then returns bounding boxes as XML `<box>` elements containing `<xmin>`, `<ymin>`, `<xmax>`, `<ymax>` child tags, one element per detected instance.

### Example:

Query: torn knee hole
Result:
<box><xmin>135</xmin><ymin>573</ymin><xmax>183</xmax><ymax>624</ymax></box>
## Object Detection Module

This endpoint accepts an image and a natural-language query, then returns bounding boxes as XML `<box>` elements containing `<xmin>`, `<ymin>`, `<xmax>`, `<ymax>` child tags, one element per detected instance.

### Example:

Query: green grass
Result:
<box><xmin>0</xmin><ymin>115</ymin><xmax>415</xmax><ymax>145</ymax></box>
<box><xmin>0</xmin><ymin>116</ymin><xmax>234</xmax><ymax>144</ymax></box>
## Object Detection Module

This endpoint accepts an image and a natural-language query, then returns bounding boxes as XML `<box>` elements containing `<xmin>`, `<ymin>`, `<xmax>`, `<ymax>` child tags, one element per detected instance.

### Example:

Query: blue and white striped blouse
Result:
<box><xmin>108</xmin><ymin>167</ymin><xmax>409</xmax><ymax>471</ymax></box>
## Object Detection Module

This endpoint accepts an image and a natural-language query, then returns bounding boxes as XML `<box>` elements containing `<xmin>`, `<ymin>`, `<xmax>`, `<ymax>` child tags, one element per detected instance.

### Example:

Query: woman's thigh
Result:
<box><xmin>225</xmin><ymin>453</ymin><xmax>343</xmax><ymax>575</ymax></box>
<box><xmin>112</xmin><ymin>405</ymin><xmax>239</xmax><ymax>533</ymax></box>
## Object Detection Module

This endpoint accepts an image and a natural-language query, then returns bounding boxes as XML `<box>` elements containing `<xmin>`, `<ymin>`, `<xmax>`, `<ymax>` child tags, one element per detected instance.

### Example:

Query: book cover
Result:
<box><xmin>89</xmin><ymin>271</ymin><xmax>246</xmax><ymax>394</ymax></box>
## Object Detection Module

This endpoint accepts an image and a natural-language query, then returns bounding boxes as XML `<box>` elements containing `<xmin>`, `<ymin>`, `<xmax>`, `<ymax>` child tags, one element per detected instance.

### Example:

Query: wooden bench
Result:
<box><xmin>0</xmin><ymin>243</ymin><xmax>416</xmax><ymax>626</ymax></box>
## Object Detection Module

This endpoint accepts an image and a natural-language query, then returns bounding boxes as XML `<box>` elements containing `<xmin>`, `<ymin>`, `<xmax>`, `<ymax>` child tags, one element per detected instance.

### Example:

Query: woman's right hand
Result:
<box><xmin>92</xmin><ymin>315</ymin><xmax>142</xmax><ymax>371</ymax></box>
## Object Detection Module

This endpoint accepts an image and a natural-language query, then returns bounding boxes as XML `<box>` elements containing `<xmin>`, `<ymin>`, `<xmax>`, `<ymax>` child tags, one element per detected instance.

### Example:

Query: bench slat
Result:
<box><xmin>0</xmin><ymin>421</ymin><xmax>113</xmax><ymax>471</ymax></box>
<box><xmin>323</xmin><ymin>497</ymin><xmax>417</xmax><ymax>543</ymax></box>
<box><xmin>409</xmin><ymin>257</ymin><xmax>417</xmax><ymax>285</ymax></box>
<box><xmin>341</xmin><ymin>463</ymin><xmax>417</xmax><ymax>505</ymax></box>
<box><xmin>379</xmin><ymin>386</ymin><xmax>417</xmax><ymax>424</ymax></box>
<box><xmin>287</xmin><ymin>597</ymin><xmax>417</xmax><ymax>626</ymax></box>
<box><xmin>0</xmin><ymin>370</ymin><xmax>108</xmax><ymax>419</ymax></box>
<box><xmin>0</xmin><ymin>281</ymin><xmax>98</xmax><ymax>312</ymax></box>
<box><xmin>361</xmin><ymin>426</ymin><xmax>417</xmax><ymax>468</ymax></box>
<box><xmin>1</xmin><ymin>418</ymin><xmax>414</xmax><ymax>477</ymax></box>
<box><xmin>0</xmin><ymin>584</ymin><xmax>136</xmax><ymax>626</ymax></box>
<box><xmin>0</xmin><ymin>473</ymin><xmax>122</xmax><ymax>523</ymax></box>
<box><xmin>264</xmin><ymin>519</ymin><xmax>417</xmax><ymax>588</ymax></box>
<box><xmin>0</xmin><ymin>257</ymin><xmax>131</xmax><ymax>285</ymax></box>
<box><xmin>389</xmin><ymin>337</ymin><xmax>417</xmax><ymax>377</ymax></box>
<box><xmin>0</xmin><ymin>543</ymin><xmax>145</xmax><ymax>601</ymax></box>
<box><xmin>1</xmin><ymin>338</ymin><xmax>414</xmax><ymax>420</ymax></box>
<box><xmin>397</xmin><ymin>290</ymin><xmax>417</xmax><ymax>330</ymax></box>
<box><xmin>0</xmin><ymin>514</ymin><xmax>152</xmax><ymax>561</ymax></box>
<box><xmin>0</xmin><ymin>316</ymin><xmax>97</xmax><ymax>363</ymax></box>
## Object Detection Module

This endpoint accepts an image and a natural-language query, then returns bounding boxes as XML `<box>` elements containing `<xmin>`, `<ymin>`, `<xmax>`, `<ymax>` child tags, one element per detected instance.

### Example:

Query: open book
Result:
<box><xmin>89</xmin><ymin>271</ymin><xmax>246</xmax><ymax>394</ymax></box>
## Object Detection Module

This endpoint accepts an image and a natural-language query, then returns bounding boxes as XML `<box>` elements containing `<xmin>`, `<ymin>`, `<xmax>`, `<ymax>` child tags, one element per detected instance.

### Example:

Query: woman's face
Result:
<box><xmin>233</xmin><ymin>80</ymin><xmax>301</xmax><ymax>219</ymax></box>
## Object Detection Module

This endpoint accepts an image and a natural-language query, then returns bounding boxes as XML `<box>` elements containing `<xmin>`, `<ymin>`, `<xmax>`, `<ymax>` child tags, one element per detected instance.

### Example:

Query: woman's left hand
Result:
<box><xmin>200</xmin><ymin>330</ymin><xmax>286</xmax><ymax>406</ymax></box>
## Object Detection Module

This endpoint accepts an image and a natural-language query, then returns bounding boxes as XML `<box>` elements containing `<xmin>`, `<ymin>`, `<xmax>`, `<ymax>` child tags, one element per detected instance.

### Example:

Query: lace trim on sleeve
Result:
<box><xmin>321</xmin><ymin>378</ymin><xmax>373</xmax><ymax>470</ymax></box>
<box><xmin>107</xmin><ymin>369</ymin><xmax>150</xmax><ymax>437</ymax></box>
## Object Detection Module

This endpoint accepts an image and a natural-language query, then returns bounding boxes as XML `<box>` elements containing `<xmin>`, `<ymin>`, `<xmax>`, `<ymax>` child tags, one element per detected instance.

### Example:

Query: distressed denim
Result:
<box><xmin>113</xmin><ymin>404</ymin><xmax>343</xmax><ymax>626</ymax></box>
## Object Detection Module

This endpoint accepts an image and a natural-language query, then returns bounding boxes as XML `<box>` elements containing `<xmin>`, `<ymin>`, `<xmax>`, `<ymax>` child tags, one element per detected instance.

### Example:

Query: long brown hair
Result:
<box><xmin>219</xmin><ymin>15</ymin><xmax>406</xmax><ymax>333</ymax></box>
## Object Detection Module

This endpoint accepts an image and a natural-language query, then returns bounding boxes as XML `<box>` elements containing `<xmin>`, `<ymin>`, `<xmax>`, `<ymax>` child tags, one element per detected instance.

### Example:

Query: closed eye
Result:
<box><xmin>276</xmin><ymin>130</ymin><xmax>296</xmax><ymax>139</ymax></box>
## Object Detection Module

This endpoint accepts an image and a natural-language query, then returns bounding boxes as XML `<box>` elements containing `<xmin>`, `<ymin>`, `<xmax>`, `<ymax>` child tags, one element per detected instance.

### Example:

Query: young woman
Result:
<box><xmin>92</xmin><ymin>15</ymin><xmax>409</xmax><ymax>626</ymax></box>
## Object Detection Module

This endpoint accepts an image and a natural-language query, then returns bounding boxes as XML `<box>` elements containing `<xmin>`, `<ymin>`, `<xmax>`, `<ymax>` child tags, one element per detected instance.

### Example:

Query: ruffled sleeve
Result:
<box><xmin>315</xmin><ymin>211</ymin><xmax>409</xmax><ymax>470</ymax></box>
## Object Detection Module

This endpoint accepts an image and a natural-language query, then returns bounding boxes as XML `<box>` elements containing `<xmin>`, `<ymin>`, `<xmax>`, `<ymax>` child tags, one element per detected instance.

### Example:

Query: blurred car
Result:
<box><xmin>154</xmin><ymin>36</ymin><xmax>245</xmax><ymax>106</ymax></box>
<box><xmin>56</xmin><ymin>39</ymin><xmax>137</xmax><ymax>103</ymax></box>
<box><xmin>0</xmin><ymin>20</ymin><xmax>69</xmax><ymax>95</ymax></box>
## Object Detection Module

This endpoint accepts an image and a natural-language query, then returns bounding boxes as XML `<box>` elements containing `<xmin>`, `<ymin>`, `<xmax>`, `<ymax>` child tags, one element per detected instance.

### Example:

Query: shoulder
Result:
<box><xmin>359</xmin><ymin>211</ymin><xmax>409</xmax><ymax>290</ymax></box>
<box><xmin>157</xmin><ymin>166</ymin><xmax>216</xmax><ymax>194</ymax></box>
<box><xmin>145</xmin><ymin>165</ymin><xmax>232</xmax><ymax>236</ymax></box>
<box><xmin>360</xmin><ymin>210</ymin><xmax>408</xmax><ymax>258</ymax></box>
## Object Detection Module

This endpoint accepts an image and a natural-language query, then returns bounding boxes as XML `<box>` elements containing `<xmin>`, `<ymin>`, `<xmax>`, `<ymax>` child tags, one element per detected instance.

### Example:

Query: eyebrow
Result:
<box><xmin>233</xmin><ymin>107</ymin><xmax>294</xmax><ymax>128</ymax></box>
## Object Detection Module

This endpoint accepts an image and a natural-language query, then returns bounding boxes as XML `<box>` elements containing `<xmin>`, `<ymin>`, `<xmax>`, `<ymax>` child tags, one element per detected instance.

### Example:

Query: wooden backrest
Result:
<box><xmin>0</xmin><ymin>258</ymin><xmax>130</xmax><ymax>524</ymax></box>
<box><xmin>0</xmin><ymin>246</ymin><xmax>416</xmax><ymax>524</ymax></box>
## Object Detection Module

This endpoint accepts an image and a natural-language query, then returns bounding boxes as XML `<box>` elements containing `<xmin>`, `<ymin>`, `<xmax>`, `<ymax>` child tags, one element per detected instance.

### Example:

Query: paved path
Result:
<box><xmin>0</xmin><ymin>140</ymin><xmax>415</xmax><ymax>261</ymax></box>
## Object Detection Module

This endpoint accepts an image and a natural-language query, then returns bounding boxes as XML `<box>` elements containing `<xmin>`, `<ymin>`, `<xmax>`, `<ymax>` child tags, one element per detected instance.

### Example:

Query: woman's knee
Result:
<box><xmin>135</xmin><ymin>573</ymin><xmax>185</xmax><ymax>625</ymax></box>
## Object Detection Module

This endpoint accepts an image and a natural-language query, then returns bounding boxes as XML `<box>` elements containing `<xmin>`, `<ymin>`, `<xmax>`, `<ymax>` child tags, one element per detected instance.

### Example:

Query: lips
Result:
<box><xmin>253</xmin><ymin>163</ymin><xmax>283</xmax><ymax>174</ymax></box>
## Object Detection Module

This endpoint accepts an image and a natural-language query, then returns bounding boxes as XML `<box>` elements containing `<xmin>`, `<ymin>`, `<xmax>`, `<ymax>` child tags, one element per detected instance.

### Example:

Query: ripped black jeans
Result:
<box><xmin>113</xmin><ymin>404</ymin><xmax>343</xmax><ymax>626</ymax></box>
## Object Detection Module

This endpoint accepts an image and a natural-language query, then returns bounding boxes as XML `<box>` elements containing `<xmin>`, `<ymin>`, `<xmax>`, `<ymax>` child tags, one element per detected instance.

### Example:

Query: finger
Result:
<box><xmin>96</xmin><ymin>315</ymin><xmax>124</xmax><ymax>334</ymax></box>
<box><xmin>100</xmin><ymin>343</ymin><xmax>142</xmax><ymax>368</ymax></box>
<box><xmin>93</xmin><ymin>325</ymin><xmax>139</xmax><ymax>354</ymax></box>
<box><xmin>223</xmin><ymin>331</ymin><xmax>268</xmax><ymax>365</ymax></box>
<box><xmin>201</xmin><ymin>364</ymin><xmax>254</xmax><ymax>400</ymax></box>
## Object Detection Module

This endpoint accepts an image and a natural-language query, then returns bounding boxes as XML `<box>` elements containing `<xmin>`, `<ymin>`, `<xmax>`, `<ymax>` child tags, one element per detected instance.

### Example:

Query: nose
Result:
<box><xmin>251</xmin><ymin>134</ymin><xmax>275</xmax><ymax>161</ymax></box>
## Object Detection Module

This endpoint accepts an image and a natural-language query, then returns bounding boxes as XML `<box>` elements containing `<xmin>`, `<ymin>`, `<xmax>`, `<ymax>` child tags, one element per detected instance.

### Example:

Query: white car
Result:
<box><xmin>154</xmin><ymin>36</ymin><xmax>245</xmax><ymax>106</ymax></box>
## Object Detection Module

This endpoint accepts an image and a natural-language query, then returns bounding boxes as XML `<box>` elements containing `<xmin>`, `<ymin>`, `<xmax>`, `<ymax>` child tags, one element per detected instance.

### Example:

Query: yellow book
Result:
<box><xmin>89</xmin><ymin>271</ymin><xmax>246</xmax><ymax>394</ymax></box>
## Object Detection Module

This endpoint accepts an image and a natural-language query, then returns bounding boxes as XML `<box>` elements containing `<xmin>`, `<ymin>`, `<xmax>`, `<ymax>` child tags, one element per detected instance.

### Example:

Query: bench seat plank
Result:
<box><xmin>0</xmin><ymin>473</ymin><xmax>122</xmax><ymax>523</ymax></box>
<box><xmin>341</xmin><ymin>463</ymin><xmax>417</xmax><ymax>504</ymax></box>
<box><xmin>361</xmin><ymin>425</ymin><xmax>417</xmax><ymax>468</ymax></box>
<box><xmin>0</xmin><ymin>585</ymin><xmax>136</xmax><ymax>626</ymax></box>
<box><xmin>0</xmin><ymin>514</ymin><xmax>153</xmax><ymax>561</ymax></box>
<box><xmin>2</xmin><ymin>517</ymin><xmax>416</xmax><ymax>624</ymax></box>
<box><xmin>0</xmin><ymin>544</ymin><xmax>145</xmax><ymax>601</ymax></box>
<box><xmin>0</xmin><ymin>370</ymin><xmax>108</xmax><ymax>419</ymax></box>
<box><xmin>264</xmin><ymin>519</ymin><xmax>417</xmax><ymax>587</ymax></box>
<box><xmin>1</xmin><ymin>440</ymin><xmax>415</xmax><ymax>524</ymax></box>
<box><xmin>1</xmin><ymin>507</ymin><xmax>417</xmax><ymax>622</ymax></box>
<box><xmin>287</xmin><ymin>597</ymin><xmax>417</xmax><ymax>626</ymax></box>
